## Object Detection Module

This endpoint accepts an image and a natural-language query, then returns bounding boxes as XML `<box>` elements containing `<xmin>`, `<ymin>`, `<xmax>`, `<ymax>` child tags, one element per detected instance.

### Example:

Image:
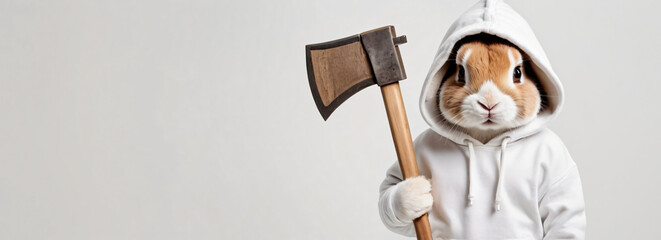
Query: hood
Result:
<box><xmin>419</xmin><ymin>0</ymin><xmax>564</xmax><ymax>146</ymax></box>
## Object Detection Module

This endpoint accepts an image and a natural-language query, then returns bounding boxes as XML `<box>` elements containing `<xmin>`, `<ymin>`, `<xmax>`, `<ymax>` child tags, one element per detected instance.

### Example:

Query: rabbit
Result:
<box><xmin>389</xmin><ymin>34</ymin><xmax>548</xmax><ymax>223</ymax></box>
<box><xmin>380</xmin><ymin>2</ymin><xmax>585</xmax><ymax>238</ymax></box>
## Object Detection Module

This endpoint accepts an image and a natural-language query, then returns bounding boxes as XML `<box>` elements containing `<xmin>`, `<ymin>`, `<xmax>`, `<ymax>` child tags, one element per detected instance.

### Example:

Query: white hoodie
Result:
<box><xmin>378</xmin><ymin>0</ymin><xmax>586</xmax><ymax>239</ymax></box>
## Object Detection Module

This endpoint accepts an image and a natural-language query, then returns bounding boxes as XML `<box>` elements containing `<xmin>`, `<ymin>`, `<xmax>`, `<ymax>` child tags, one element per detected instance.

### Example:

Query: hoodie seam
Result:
<box><xmin>455</xmin><ymin>139</ymin><xmax>525</xmax><ymax>149</ymax></box>
<box><xmin>484</xmin><ymin>0</ymin><xmax>499</xmax><ymax>31</ymax></box>
<box><xmin>537</xmin><ymin>163</ymin><xmax>577</xmax><ymax>203</ymax></box>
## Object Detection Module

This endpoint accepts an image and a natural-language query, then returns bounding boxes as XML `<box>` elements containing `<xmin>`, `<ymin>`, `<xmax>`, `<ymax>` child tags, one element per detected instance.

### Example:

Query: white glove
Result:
<box><xmin>392</xmin><ymin>176</ymin><xmax>433</xmax><ymax>222</ymax></box>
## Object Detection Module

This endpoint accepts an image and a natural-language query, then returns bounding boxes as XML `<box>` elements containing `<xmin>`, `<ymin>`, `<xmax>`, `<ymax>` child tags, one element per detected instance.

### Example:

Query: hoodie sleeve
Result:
<box><xmin>538</xmin><ymin>142</ymin><xmax>587</xmax><ymax>239</ymax></box>
<box><xmin>378</xmin><ymin>162</ymin><xmax>416</xmax><ymax>237</ymax></box>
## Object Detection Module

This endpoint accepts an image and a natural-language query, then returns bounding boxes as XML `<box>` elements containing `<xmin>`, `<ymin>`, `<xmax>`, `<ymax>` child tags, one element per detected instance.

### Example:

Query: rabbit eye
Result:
<box><xmin>513</xmin><ymin>66</ymin><xmax>522</xmax><ymax>84</ymax></box>
<box><xmin>457</xmin><ymin>66</ymin><xmax>465</xmax><ymax>83</ymax></box>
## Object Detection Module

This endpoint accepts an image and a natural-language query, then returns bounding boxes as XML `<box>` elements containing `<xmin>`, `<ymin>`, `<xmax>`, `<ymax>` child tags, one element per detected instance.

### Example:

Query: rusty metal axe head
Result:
<box><xmin>305</xmin><ymin>26</ymin><xmax>407</xmax><ymax>120</ymax></box>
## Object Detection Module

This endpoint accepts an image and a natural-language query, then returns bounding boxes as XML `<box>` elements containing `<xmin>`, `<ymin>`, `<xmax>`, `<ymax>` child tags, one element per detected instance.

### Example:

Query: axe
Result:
<box><xmin>305</xmin><ymin>26</ymin><xmax>433</xmax><ymax>239</ymax></box>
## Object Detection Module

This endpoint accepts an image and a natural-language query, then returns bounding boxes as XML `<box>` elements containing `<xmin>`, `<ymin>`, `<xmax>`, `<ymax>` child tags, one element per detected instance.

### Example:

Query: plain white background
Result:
<box><xmin>1</xmin><ymin>0</ymin><xmax>659</xmax><ymax>239</ymax></box>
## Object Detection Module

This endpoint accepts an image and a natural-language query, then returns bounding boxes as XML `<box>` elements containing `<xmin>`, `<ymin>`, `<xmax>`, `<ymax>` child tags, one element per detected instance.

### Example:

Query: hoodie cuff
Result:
<box><xmin>384</xmin><ymin>183</ymin><xmax>410</xmax><ymax>226</ymax></box>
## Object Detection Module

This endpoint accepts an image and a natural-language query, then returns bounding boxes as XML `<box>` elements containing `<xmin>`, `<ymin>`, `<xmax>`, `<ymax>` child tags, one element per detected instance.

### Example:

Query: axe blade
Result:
<box><xmin>305</xmin><ymin>26</ymin><xmax>407</xmax><ymax>120</ymax></box>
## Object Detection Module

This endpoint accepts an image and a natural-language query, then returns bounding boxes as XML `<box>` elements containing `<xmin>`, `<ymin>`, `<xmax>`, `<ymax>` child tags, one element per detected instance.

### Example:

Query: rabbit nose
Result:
<box><xmin>478</xmin><ymin>101</ymin><xmax>499</xmax><ymax>110</ymax></box>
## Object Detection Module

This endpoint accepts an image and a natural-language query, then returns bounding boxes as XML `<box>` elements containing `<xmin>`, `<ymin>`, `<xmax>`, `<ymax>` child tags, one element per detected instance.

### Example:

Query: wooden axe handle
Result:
<box><xmin>380</xmin><ymin>82</ymin><xmax>433</xmax><ymax>240</ymax></box>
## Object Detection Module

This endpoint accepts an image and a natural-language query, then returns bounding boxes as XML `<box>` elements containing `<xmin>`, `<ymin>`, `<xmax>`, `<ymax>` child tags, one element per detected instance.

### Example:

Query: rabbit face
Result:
<box><xmin>438</xmin><ymin>41</ymin><xmax>541</xmax><ymax>131</ymax></box>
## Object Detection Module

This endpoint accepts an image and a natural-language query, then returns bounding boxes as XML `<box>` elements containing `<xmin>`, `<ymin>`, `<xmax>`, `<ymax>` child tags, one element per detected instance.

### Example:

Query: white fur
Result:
<box><xmin>459</xmin><ymin>81</ymin><xmax>518</xmax><ymax>131</ymax></box>
<box><xmin>457</xmin><ymin>49</ymin><xmax>472</xmax><ymax>84</ymax></box>
<box><xmin>392</xmin><ymin>176</ymin><xmax>433</xmax><ymax>222</ymax></box>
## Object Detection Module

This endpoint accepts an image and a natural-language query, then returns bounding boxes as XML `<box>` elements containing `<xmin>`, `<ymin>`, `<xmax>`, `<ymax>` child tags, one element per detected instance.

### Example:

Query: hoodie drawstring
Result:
<box><xmin>465</xmin><ymin>137</ymin><xmax>511</xmax><ymax>212</ymax></box>
<box><xmin>494</xmin><ymin>137</ymin><xmax>511</xmax><ymax>212</ymax></box>
<box><xmin>466</xmin><ymin>141</ymin><xmax>476</xmax><ymax>206</ymax></box>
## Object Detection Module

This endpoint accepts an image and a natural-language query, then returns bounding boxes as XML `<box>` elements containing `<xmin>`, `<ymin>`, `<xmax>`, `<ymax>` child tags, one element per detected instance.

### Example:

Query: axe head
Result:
<box><xmin>305</xmin><ymin>26</ymin><xmax>407</xmax><ymax>120</ymax></box>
